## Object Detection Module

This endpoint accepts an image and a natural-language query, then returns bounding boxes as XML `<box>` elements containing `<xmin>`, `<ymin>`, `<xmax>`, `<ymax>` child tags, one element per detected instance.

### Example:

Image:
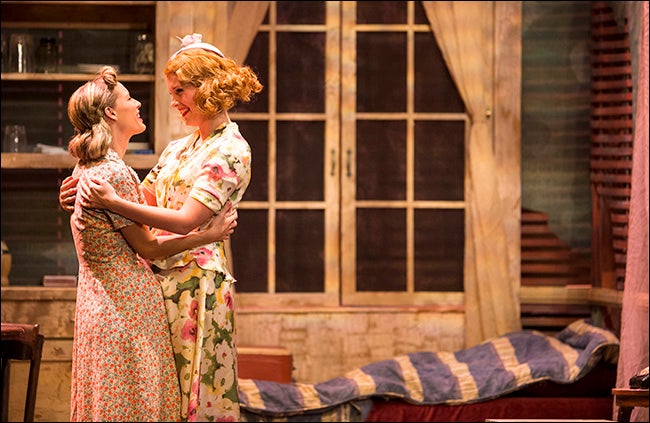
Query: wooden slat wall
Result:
<box><xmin>589</xmin><ymin>1</ymin><xmax>633</xmax><ymax>293</ymax></box>
<box><xmin>586</xmin><ymin>1</ymin><xmax>633</xmax><ymax>335</ymax></box>
<box><xmin>521</xmin><ymin>208</ymin><xmax>592</xmax><ymax>332</ymax></box>
<box><xmin>521</xmin><ymin>208</ymin><xmax>591</xmax><ymax>287</ymax></box>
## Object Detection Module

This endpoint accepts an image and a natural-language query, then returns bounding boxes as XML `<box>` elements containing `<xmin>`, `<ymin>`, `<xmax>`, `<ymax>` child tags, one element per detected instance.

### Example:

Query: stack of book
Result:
<box><xmin>126</xmin><ymin>142</ymin><xmax>153</xmax><ymax>154</ymax></box>
<box><xmin>42</xmin><ymin>275</ymin><xmax>77</xmax><ymax>287</ymax></box>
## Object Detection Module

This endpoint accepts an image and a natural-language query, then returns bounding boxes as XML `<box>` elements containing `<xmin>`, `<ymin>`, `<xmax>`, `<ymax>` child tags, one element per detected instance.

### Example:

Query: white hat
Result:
<box><xmin>171</xmin><ymin>33</ymin><xmax>225</xmax><ymax>59</ymax></box>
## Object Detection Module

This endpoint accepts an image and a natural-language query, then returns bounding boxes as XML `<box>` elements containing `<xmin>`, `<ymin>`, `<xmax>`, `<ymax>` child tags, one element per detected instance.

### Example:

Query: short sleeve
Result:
<box><xmin>189</xmin><ymin>138</ymin><xmax>251</xmax><ymax>213</ymax></box>
<box><xmin>82</xmin><ymin>162</ymin><xmax>142</xmax><ymax>230</ymax></box>
<box><xmin>113</xmin><ymin>167</ymin><xmax>143</xmax><ymax>227</ymax></box>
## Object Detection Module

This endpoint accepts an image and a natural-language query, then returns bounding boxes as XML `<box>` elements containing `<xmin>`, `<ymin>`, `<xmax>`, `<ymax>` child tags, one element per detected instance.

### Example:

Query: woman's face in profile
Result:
<box><xmin>110</xmin><ymin>82</ymin><xmax>146</xmax><ymax>138</ymax></box>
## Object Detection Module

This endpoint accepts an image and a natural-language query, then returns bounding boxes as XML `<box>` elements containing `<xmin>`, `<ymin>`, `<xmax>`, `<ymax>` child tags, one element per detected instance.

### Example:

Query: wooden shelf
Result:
<box><xmin>520</xmin><ymin>285</ymin><xmax>591</xmax><ymax>304</ymax></box>
<box><xmin>1</xmin><ymin>73</ymin><xmax>154</xmax><ymax>82</ymax></box>
<box><xmin>2</xmin><ymin>1</ymin><xmax>161</xmax><ymax>171</ymax></box>
<box><xmin>589</xmin><ymin>287</ymin><xmax>625</xmax><ymax>306</ymax></box>
<box><xmin>1</xmin><ymin>153</ymin><xmax>158</xmax><ymax>170</ymax></box>
<box><xmin>0</xmin><ymin>286</ymin><xmax>78</xmax><ymax>301</ymax></box>
<box><xmin>520</xmin><ymin>285</ymin><xmax>624</xmax><ymax>307</ymax></box>
<box><xmin>0</xmin><ymin>1</ymin><xmax>155</xmax><ymax>29</ymax></box>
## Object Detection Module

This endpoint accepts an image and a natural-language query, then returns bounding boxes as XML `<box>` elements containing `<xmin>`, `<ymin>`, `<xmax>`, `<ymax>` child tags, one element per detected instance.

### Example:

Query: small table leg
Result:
<box><xmin>617</xmin><ymin>405</ymin><xmax>633</xmax><ymax>422</ymax></box>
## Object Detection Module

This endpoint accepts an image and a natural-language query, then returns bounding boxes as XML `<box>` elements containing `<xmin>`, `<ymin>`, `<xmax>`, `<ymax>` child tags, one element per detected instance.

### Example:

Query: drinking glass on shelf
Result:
<box><xmin>8</xmin><ymin>33</ymin><xmax>34</xmax><ymax>73</ymax></box>
<box><xmin>3</xmin><ymin>125</ymin><xmax>28</xmax><ymax>153</ymax></box>
<box><xmin>1</xmin><ymin>34</ymin><xmax>7</xmax><ymax>73</ymax></box>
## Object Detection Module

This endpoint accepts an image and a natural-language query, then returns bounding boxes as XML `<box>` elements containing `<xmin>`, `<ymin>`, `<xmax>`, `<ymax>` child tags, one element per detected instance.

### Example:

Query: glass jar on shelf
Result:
<box><xmin>131</xmin><ymin>32</ymin><xmax>154</xmax><ymax>74</ymax></box>
<box><xmin>35</xmin><ymin>37</ymin><xmax>58</xmax><ymax>73</ymax></box>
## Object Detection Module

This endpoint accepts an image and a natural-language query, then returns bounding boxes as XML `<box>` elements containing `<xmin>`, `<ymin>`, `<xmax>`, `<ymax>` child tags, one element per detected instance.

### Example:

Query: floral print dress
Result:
<box><xmin>142</xmin><ymin>122</ymin><xmax>252</xmax><ymax>422</ymax></box>
<box><xmin>69</xmin><ymin>150</ymin><xmax>181</xmax><ymax>422</ymax></box>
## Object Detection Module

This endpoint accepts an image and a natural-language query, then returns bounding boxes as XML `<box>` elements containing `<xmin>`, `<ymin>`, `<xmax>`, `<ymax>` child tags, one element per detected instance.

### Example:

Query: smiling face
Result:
<box><xmin>166</xmin><ymin>74</ymin><xmax>205</xmax><ymax>127</ymax></box>
<box><xmin>110</xmin><ymin>82</ymin><xmax>146</xmax><ymax>138</ymax></box>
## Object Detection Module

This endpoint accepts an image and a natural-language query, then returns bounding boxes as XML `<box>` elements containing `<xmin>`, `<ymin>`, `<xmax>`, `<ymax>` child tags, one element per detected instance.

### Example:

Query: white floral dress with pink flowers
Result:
<box><xmin>142</xmin><ymin>122</ymin><xmax>251</xmax><ymax>422</ymax></box>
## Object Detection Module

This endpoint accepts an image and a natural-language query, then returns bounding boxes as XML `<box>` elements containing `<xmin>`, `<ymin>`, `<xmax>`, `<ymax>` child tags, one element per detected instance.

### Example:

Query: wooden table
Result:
<box><xmin>612</xmin><ymin>388</ymin><xmax>649</xmax><ymax>422</ymax></box>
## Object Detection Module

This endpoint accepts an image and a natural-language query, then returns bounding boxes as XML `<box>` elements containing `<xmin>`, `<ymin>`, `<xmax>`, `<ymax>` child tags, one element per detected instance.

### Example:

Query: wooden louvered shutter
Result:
<box><xmin>590</xmin><ymin>1</ymin><xmax>633</xmax><ymax>297</ymax></box>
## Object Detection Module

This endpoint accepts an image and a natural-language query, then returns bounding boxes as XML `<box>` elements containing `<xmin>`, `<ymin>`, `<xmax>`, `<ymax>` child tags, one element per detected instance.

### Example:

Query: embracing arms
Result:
<box><xmin>120</xmin><ymin>201</ymin><xmax>237</xmax><ymax>260</ymax></box>
<box><xmin>60</xmin><ymin>175</ymin><xmax>222</xmax><ymax>235</ymax></box>
<box><xmin>60</xmin><ymin>175</ymin><xmax>237</xmax><ymax>259</ymax></box>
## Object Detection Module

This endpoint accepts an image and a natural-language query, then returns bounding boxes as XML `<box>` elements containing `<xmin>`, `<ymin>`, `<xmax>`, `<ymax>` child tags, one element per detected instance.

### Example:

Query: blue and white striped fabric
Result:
<box><xmin>239</xmin><ymin>319</ymin><xmax>619</xmax><ymax>422</ymax></box>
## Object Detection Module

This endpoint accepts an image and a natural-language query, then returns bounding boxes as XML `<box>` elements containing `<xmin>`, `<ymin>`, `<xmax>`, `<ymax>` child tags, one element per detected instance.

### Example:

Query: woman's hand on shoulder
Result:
<box><xmin>78</xmin><ymin>177</ymin><xmax>118</xmax><ymax>209</ymax></box>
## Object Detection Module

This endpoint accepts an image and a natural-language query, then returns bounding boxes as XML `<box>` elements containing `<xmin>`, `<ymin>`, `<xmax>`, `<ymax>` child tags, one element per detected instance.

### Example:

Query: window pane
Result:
<box><xmin>276</xmin><ymin>210</ymin><xmax>324</xmax><ymax>292</ymax></box>
<box><xmin>356</xmin><ymin>1</ymin><xmax>406</xmax><ymax>24</ymax></box>
<box><xmin>236</xmin><ymin>121</ymin><xmax>268</xmax><ymax>202</ymax></box>
<box><xmin>414</xmin><ymin>32</ymin><xmax>465</xmax><ymax>113</ymax></box>
<box><xmin>414</xmin><ymin>1</ymin><xmax>429</xmax><ymax>24</ymax></box>
<box><xmin>277</xmin><ymin>121</ymin><xmax>324</xmax><ymax>201</ymax></box>
<box><xmin>231</xmin><ymin>209</ymin><xmax>268</xmax><ymax>293</ymax></box>
<box><xmin>357</xmin><ymin>32</ymin><xmax>406</xmax><ymax>112</ymax></box>
<box><xmin>356</xmin><ymin>208</ymin><xmax>406</xmax><ymax>291</ymax></box>
<box><xmin>237</xmin><ymin>32</ymin><xmax>269</xmax><ymax>114</ymax></box>
<box><xmin>277</xmin><ymin>0</ymin><xmax>325</xmax><ymax>24</ymax></box>
<box><xmin>414</xmin><ymin>209</ymin><xmax>464</xmax><ymax>291</ymax></box>
<box><xmin>356</xmin><ymin>120</ymin><xmax>406</xmax><ymax>201</ymax></box>
<box><xmin>277</xmin><ymin>32</ymin><xmax>325</xmax><ymax>113</ymax></box>
<box><xmin>414</xmin><ymin>120</ymin><xmax>465</xmax><ymax>201</ymax></box>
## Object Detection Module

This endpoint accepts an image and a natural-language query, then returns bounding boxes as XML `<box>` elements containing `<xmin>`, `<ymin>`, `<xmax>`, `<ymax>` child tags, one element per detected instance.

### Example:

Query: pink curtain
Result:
<box><xmin>615</xmin><ymin>2</ymin><xmax>649</xmax><ymax>422</ymax></box>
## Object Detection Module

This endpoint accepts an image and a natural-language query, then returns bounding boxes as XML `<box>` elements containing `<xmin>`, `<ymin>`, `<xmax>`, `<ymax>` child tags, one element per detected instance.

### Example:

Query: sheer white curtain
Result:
<box><xmin>422</xmin><ymin>1</ymin><xmax>520</xmax><ymax>347</ymax></box>
<box><xmin>161</xmin><ymin>1</ymin><xmax>269</xmax><ymax>62</ymax></box>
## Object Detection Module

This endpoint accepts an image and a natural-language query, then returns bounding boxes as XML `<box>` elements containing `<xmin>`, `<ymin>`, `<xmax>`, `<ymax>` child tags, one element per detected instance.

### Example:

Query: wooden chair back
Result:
<box><xmin>1</xmin><ymin>323</ymin><xmax>44</xmax><ymax>422</ymax></box>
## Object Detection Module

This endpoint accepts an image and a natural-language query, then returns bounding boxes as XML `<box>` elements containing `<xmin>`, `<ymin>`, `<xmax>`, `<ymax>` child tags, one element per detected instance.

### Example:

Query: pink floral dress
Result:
<box><xmin>142</xmin><ymin>122</ymin><xmax>252</xmax><ymax>422</ymax></box>
<box><xmin>70</xmin><ymin>150</ymin><xmax>181</xmax><ymax>422</ymax></box>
